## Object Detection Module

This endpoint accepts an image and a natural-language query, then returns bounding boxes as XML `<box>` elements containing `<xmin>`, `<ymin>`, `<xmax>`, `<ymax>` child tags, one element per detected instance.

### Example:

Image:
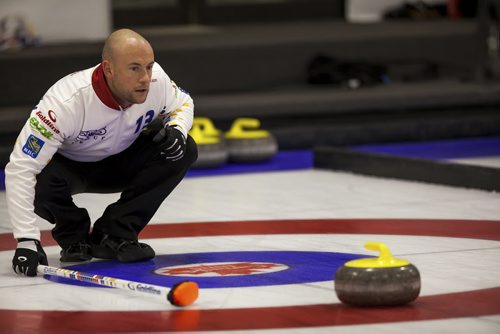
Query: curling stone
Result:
<box><xmin>224</xmin><ymin>118</ymin><xmax>278</xmax><ymax>162</ymax></box>
<box><xmin>334</xmin><ymin>242</ymin><xmax>420</xmax><ymax>307</ymax></box>
<box><xmin>189</xmin><ymin>117</ymin><xmax>228</xmax><ymax>169</ymax></box>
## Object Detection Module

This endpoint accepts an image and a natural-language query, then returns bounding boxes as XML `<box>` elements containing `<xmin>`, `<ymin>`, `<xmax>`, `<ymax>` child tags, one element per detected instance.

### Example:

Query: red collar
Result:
<box><xmin>91</xmin><ymin>64</ymin><xmax>122</xmax><ymax>110</ymax></box>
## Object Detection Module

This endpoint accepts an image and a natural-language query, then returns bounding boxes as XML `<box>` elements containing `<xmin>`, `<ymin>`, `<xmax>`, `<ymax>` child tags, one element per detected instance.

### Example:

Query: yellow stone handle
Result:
<box><xmin>193</xmin><ymin>117</ymin><xmax>221</xmax><ymax>136</ymax></box>
<box><xmin>344</xmin><ymin>242</ymin><xmax>410</xmax><ymax>268</ymax></box>
<box><xmin>225</xmin><ymin>118</ymin><xmax>270</xmax><ymax>139</ymax></box>
<box><xmin>364</xmin><ymin>241</ymin><xmax>394</xmax><ymax>262</ymax></box>
<box><xmin>189</xmin><ymin>117</ymin><xmax>221</xmax><ymax>144</ymax></box>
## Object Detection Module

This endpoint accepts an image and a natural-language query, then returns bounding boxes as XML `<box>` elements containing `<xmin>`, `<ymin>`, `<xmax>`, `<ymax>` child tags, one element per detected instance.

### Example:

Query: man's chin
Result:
<box><xmin>131</xmin><ymin>96</ymin><xmax>148</xmax><ymax>105</ymax></box>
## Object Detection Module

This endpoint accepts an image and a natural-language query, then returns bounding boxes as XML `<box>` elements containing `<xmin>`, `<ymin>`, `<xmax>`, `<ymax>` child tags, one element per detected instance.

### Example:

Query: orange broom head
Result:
<box><xmin>167</xmin><ymin>281</ymin><xmax>199</xmax><ymax>307</ymax></box>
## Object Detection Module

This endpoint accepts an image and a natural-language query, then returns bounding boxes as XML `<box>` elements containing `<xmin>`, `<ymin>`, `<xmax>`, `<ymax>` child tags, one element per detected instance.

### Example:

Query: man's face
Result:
<box><xmin>103</xmin><ymin>40</ymin><xmax>154</xmax><ymax>108</ymax></box>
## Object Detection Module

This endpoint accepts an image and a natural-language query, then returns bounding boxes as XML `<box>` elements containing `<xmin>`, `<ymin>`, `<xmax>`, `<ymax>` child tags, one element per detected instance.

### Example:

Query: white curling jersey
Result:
<box><xmin>5</xmin><ymin>63</ymin><xmax>194</xmax><ymax>240</ymax></box>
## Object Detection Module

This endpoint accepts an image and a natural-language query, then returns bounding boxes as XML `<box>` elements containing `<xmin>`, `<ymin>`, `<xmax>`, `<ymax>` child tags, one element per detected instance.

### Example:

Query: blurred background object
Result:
<box><xmin>476</xmin><ymin>0</ymin><xmax>500</xmax><ymax>81</ymax></box>
<box><xmin>0</xmin><ymin>0</ymin><xmax>111</xmax><ymax>45</ymax></box>
<box><xmin>0</xmin><ymin>15</ymin><xmax>41</xmax><ymax>51</ymax></box>
<box><xmin>347</xmin><ymin>0</ymin><xmax>446</xmax><ymax>22</ymax></box>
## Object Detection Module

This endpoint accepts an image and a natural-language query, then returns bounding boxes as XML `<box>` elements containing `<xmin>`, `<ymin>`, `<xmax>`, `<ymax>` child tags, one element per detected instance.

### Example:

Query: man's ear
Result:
<box><xmin>102</xmin><ymin>60</ymin><xmax>113</xmax><ymax>77</ymax></box>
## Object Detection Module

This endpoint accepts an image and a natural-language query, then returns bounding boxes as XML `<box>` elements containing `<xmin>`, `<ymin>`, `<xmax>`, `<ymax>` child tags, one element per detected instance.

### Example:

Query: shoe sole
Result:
<box><xmin>60</xmin><ymin>255</ymin><xmax>92</xmax><ymax>262</ymax></box>
<box><xmin>91</xmin><ymin>244</ymin><xmax>116</xmax><ymax>260</ymax></box>
<box><xmin>91</xmin><ymin>243</ymin><xmax>155</xmax><ymax>262</ymax></box>
<box><xmin>117</xmin><ymin>245</ymin><xmax>155</xmax><ymax>262</ymax></box>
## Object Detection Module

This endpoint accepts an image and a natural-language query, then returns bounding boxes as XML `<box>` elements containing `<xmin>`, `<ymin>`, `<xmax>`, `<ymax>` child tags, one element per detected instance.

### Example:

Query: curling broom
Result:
<box><xmin>38</xmin><ymin>264</ymin><xmax>198</xmax><ymax>307</ymax></box>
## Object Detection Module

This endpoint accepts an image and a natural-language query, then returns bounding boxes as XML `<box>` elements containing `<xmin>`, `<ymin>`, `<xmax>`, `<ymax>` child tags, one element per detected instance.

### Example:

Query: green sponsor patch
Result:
<box><xmin>29</xmin><ymin>117</ymin><xmax>54</xmax><ymax>140</ymax></box>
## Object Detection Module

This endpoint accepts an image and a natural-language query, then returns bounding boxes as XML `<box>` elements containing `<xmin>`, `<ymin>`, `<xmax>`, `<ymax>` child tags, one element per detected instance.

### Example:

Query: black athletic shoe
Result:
<box><xmin>90</xmin><ymin>234</ymin><xmax>155</xmax><ymax>262</ymax></box>
<box><xmin>60</xmin><ymin>241</ymin><xmax>92</xmax><ymax>262</ymax></box>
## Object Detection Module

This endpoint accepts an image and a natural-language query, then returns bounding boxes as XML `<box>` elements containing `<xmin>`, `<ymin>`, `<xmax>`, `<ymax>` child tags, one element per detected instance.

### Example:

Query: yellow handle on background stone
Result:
<box><xmin>189</xmin><ymin>117</ymin><xmax>221</xmax><ymax>144</ymax></box>
<box><xmin>225</xmin><ymin>118</ymin><xmax>270</xmax><ymax>139</ymax></box>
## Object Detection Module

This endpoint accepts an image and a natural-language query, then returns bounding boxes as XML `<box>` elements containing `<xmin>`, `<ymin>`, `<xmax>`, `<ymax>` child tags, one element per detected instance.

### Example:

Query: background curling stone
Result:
<box><xmin>334</xmin><ymin>242</ymin><xmax>420</xmax><ymax>307</ymax></box>
<box><xmin>189</xmin><ymin>117</ymin><xmax>228</xmax><ymax>169</ymax></box>
<box><xmin>224</xmin><ymin>118</ymin><xmax>278</xmax><ymax>162</ymax></box>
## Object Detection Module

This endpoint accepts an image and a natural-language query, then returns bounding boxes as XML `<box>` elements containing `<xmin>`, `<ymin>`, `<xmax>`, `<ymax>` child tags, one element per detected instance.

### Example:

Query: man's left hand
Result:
<box><xmin>153</xmin><ymin>126</ymin><xmax>186</xmax><ymax>161</ymax></box>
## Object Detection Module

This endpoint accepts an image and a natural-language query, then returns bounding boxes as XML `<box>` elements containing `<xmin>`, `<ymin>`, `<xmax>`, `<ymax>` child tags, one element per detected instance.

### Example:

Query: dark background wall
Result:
<box><xmin>1</xmin><ymin>0</ymin><xmax>499</xmax><ymax>166</ymax></box>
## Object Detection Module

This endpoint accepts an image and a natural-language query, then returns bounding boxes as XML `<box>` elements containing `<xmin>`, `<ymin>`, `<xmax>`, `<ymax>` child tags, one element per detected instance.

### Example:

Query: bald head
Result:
<box><xmin>101</xmin><ymin>29</ymin><xmax>155</xmax><ymax>108</ymax></box>
<box><xmin>102</xmin><ymin>29</ymin><xmax>152</xmax><ymax>62</ymax></box>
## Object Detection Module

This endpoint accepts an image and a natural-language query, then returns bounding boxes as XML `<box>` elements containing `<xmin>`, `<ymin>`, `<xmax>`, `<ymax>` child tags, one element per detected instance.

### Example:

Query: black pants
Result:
<box><xmin>34</xmin><ymin>132</ymin><xmax>198</xmax><ymax>248</ymax></box>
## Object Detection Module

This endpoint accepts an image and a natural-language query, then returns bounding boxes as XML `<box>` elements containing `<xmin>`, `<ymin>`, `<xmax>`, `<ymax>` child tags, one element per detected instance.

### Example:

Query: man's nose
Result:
<box><xmin>139</xmin><ymin>69</ymin><xmax>151</xmax><ymax>83</ymax></box>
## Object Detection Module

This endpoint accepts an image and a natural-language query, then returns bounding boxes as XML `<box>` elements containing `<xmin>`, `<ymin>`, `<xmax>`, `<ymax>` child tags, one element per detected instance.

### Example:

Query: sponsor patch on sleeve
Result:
<box><xmin>22</xmin><ymin>135</ymin><xmax>45</xmax><ymax>158</ymax></box>
<box><xmin>171</xmin><ymin>80</ymin><xmax>190</xmax><ymax>97</ymax></box>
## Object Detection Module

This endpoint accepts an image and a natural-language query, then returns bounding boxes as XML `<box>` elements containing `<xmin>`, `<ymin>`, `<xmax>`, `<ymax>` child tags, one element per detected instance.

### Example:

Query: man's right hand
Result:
<box><xmin>12</xmin><ymin>238</ymin><xmax>48</xmax><ymax>277</ymax></box>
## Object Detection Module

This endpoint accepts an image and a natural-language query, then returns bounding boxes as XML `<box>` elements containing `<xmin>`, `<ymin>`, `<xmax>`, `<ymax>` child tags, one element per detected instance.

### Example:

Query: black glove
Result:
<box><xmin>12</xmin><ymin>238</ymin><xmax>48</xmax><ymax>277</ymax></box>
<box><xmin>153</xmin><ymin>126</ymin><xmax>186</xmax><ymax>161</ymax></box>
